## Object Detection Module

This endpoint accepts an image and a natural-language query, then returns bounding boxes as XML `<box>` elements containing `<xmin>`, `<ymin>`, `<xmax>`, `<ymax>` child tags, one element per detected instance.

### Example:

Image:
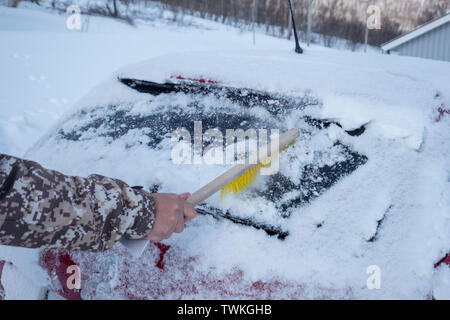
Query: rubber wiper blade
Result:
<box><xmin>119</xmin><ymin>78</ymin><xmax>177</xmax><ymax>95</ymax></box>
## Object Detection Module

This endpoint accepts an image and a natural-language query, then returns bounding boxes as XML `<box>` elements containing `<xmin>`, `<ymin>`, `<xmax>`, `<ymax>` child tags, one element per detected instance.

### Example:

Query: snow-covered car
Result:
<box><xmin>24</xmin><ymin>50</ymin><xmax>450</xmax><ymax>299</ymax></box>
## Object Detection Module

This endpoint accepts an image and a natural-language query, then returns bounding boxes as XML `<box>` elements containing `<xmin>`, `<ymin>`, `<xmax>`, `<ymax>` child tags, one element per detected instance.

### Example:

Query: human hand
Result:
<box><xmin>147</xmin><ymin>193</ymin><xmax>197</xmax><ymax>242</ymax></box>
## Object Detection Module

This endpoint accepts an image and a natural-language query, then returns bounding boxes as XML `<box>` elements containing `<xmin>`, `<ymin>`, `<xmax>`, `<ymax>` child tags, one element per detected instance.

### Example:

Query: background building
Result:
<box><xmin>382</xmin><ymin>13</ymin><xmax>450</xmax><ymax>62</ymax></box>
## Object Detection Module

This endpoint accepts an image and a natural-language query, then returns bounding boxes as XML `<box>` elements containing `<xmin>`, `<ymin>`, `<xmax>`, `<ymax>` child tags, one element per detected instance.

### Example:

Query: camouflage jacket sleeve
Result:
<box><xmin>0</xmin><ymin>154</ymin><xmax>155</xmax><ymax>252</ymax></box>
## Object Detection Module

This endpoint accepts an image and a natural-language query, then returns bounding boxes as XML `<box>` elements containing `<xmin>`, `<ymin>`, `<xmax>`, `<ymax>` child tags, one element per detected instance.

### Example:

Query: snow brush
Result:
<box><xmin>120</xmin><ymin>128</ymin><xmax>300</xmax><ymax>256</ymax></box>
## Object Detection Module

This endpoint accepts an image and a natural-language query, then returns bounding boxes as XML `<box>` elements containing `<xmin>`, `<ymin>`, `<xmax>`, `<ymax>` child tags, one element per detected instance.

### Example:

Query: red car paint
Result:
<box><xmin>40</xmin><ymin>251</ymin><xmax>82</xmax><ymax>300</ymax></box>
<box><xmin>154</xmin><ymin>242</ymin><xmax>171</xmax><ymax>270</ymax></box>
<box><xmin>436</xmin><ymin>107</ymin><xmax>450</xmax><ymax>123</ymax></box>
<box><xmin>173</xmin><ymin>75</ymin><xmax>219</xmax><ymax>84</ymax></box>
<box><xmin>435</xmin><ymin>254</ymin><xmax>450</xmax><ymax>268</ymax></box>
<box><xmin>38</xmin><ymin>244</ymin><xmax>310</xmax><ymax>300</ymax></box>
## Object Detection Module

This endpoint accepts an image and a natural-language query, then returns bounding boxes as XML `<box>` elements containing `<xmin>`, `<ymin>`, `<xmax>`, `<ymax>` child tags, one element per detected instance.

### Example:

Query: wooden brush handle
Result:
<box><xmin>120</xmin><ymin>128</ymin><xmax>299</xmax><ymax>256</ymax></box>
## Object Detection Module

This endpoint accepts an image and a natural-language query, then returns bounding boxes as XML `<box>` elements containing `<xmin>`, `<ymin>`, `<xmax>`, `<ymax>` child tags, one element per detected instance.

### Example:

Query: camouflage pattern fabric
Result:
<box><xmin>0</xmin><ymin>154</ymin><xmax>155</xmax><ymax>251</ymax></box>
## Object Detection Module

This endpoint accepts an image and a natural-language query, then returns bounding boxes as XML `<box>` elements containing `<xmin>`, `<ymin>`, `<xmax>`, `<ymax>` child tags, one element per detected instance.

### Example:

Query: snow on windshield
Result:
<box><xmin>29</xmin><ymin>79</ymin><xmax>373</xmax><ymax>299</ymax></box>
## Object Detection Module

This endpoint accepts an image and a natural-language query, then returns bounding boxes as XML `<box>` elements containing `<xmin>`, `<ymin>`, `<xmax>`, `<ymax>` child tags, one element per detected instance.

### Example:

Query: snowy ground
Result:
<box><xmin>1</xmin><ymin>4</ymin><xmax>450</xmax><ymax>300</ymax></box>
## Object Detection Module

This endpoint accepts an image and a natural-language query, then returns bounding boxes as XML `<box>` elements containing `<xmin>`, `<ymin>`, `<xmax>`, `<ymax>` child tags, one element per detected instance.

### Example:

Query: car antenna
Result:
<box><xmin>288</xmin><ymin>0</ymin><xmax>303</xmax><ymax>54</ymax></box>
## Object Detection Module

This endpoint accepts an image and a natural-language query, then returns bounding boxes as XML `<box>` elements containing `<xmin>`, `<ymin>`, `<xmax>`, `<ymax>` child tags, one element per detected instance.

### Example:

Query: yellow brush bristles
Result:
<box><xmin>220</xmin><ymin>142</ymin><xmax>294</xmax><ymax>199</ymax></box>
<box><xmin>220</xmin><ymin>163</ymin><xmax>261</xmax><ymax>199</ymax></box>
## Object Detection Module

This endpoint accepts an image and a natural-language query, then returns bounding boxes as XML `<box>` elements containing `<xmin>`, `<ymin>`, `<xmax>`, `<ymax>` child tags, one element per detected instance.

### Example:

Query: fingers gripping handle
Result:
<box><xmin>119</xmin><ymin>195</ymin><xmax>196</xmax><ymax>257</ymax></box>
<box><xmin>118</xmin><ymin>196</ymin><xmax>195</xmax><ymax>257</ymax></box>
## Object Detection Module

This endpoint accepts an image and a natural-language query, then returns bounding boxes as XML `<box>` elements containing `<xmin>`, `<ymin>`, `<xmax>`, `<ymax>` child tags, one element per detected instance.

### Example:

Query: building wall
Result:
<box><xmin>391</xmin><ymin>21</ymin><xmax>450</xmax><ymax>62</ymax></box>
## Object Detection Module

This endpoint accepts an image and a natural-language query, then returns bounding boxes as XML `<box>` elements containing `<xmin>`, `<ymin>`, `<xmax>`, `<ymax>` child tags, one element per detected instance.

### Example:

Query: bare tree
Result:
<box><xmin>23</xmin><ymin>0</ymin><xmax>445</xmax><ymax>48</ymax></box>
